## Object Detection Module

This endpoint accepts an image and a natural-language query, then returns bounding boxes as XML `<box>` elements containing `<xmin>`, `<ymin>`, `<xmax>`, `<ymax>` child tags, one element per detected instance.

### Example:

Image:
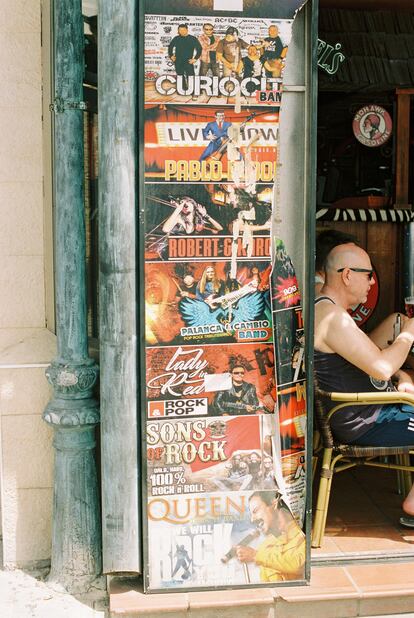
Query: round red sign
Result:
<box><xmin>352</xmin><ymin>105</ymin><xmax>392</xmax><ymax>148</ymax></box>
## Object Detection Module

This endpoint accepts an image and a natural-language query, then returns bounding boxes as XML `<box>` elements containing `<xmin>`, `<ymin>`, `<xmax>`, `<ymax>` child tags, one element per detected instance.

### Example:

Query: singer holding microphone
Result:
<box><xmin>234</xmin><ymin>491</ymin><xmax>305</xmax><ymax>582</ymax></box>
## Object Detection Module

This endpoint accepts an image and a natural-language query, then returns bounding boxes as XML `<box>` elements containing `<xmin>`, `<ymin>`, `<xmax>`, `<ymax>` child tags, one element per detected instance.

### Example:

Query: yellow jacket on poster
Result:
<box><xmin>254</xmin><ymin>521</ymin><xmax>306</xmax><ymax>582</ymax></box>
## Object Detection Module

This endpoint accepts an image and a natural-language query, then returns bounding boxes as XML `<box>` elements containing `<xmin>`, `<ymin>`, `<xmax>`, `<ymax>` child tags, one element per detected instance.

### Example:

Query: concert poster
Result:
<box><xmin>271</xmin><ymin>236</ymin><xmax>307</xmax><ymax>525</ymax></box>
<box><xmin>281</xmin><ymin>450</ymin><xmax>306</xmax><ymax>522</ymax></box>
<box><xmin>278</xmin><ymin>383</ymin><xmax>306</xmax><ymax>456</ymax></box>
<box><xmin>147</xmin><ymin>488</ymin><xmax>306</xmax><ymax>590</ymax></box>
<box><xmin>144</xmin><ymin>182</ymin><xmax>273</xmax><ymax>262</ymax></box>
<box><xmin>271</xmin><ymin>239</ymin><xmax>301</xmax><ymax>312</ymax></box>
<box><xmin>144</xmin><ymin>14</ymin><xmax>291</xmax><ymax>107</ymax></box>
<box><xmin>145</xmin><ymin>260</ymin><xmax>272</xmax><ymax>346</ymax></box>
<box><xmin>144</xmin><ymin>104</ymin><xmax>278</xmax><ymax>183</ymax></box>
<box><xmin>272</xmin><ymin>306</ymin><xmax>304</xmax><ymax>387</ymax></box>
<box><xmin>144</xmin><ymin>0</ymin><xmax>306</xmax><ymax>17</ymax></box>
<box><xmin>147</xmin><ymin>415</ymin><xmax>277</xmax><ymax>497</ymax></box>
<box><xmin>146</xmin><ymin>342</ymin><xmax>276</xmax><ymax>415</ymax></box>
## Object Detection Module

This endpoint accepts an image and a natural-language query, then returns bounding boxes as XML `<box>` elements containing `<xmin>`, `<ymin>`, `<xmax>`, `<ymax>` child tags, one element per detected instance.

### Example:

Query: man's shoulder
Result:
<box><xmin>315</xmin><ymin>298</ymin><xmax>355</xmax><ymax>346</ymax></box>
<box><xmin>315</xmin><ymin>298</ymin><xmax>351</xmax><ymax>324</ymax></box>
<box><xmin>244</xmin><ymin>381</ymin><xmax>256</xmax><ymax>393</ymax></box>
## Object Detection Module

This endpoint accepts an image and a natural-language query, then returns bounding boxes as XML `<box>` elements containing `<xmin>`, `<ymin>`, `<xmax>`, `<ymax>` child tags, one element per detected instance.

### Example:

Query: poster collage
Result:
<box><xmin>143</xmin><ymin>0</ymin><xmax>307</xmax><ymax>592</ymax></box>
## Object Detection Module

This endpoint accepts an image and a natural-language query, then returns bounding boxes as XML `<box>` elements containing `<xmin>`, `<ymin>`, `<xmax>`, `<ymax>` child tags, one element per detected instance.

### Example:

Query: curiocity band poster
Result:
<box><xmin>141</xmin><ymin>0</ymin><xmax>307</xmax><ymax>592</ymax></box>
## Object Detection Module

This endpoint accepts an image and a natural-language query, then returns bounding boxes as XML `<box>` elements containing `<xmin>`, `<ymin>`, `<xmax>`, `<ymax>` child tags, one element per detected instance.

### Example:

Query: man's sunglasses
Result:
<box><xmin>337</xmin><ymin>267</ymin><xmax>374</xmax><ymax>279</ymax></box>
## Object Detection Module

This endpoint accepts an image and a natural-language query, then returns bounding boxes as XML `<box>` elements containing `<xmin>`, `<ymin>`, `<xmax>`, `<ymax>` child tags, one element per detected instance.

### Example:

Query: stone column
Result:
<box><xmin>43</xmin><ymin>0</ymin><xmax>101</xmax><ymax>592</ymax></box>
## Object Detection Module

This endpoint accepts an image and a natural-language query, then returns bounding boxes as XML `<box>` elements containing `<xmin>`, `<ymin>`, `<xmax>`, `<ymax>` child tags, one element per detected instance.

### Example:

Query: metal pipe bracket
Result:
<box><xmin>50</xmin><ymin>97</ymin><xmax>88</xmax><ymax>113</ymax></box>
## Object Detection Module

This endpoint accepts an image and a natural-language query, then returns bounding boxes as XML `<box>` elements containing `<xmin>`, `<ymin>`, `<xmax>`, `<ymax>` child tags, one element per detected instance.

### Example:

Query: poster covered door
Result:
<box><xmin>141</xmin><ymin>0</ymin><xmax>308</xmax><ymax>592</ymax></box>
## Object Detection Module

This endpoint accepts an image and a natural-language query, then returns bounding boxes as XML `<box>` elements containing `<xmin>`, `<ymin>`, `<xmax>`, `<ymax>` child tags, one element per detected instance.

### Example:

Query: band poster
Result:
<box><xmin>271</xmin><ymin>240</ymin><xmax>307</xmax><ymax>521</ymax></box>
<box><xmin>142</xmin><ymin>0</ymin><xmax>307</xmax><ymax>592</ymax></box>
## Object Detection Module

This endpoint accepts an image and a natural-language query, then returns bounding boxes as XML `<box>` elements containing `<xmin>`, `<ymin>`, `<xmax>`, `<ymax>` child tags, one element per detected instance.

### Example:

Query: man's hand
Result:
<box><xmin>206</xmin><ymin>131</ymin><xmax>217</xmax><ymax>142</ymax></box>
<box><xmin>189</xmin><ymin>58</ymin><xmax>196</xmax><ymax>64</ymax></box>
<box><xmin>395</xmin><ymin>369</ymin><xmax>414</xmax><ymax>393</ymax></box>
<box><xmin>236</xmin><ymin>545</ymin><xmax>256</xmax><ymax>563</ymax></box>
<box><xmin>246</xmin><ymin>405</ymin><xmax>255</xmax><ymax>413</ymax></box>
<box><xmin>401</xmin><ymin>317</ymin><xmax>414</xmax><ymax>340</ymax></box>
<box><xmin>170</xmin><ymin>55</ymin><xmax>176</xmax><ymax>62</ymax></box>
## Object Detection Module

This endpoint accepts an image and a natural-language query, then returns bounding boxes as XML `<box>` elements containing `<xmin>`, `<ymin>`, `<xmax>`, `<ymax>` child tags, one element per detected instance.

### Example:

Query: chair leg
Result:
<box><xmin>312</xmin><ymin>430</ymin><xmax>322</xmax><ymax>483</ymax></box>
<box><xmin>312</xmin><ymin>454</ymin><xmax>319</xmax><ymax>483</ymax></box>
<box><xmin>396</xmin><ymin>466</ymin><xmax>404</xmax><ymax>496</ymax></box>
<box><xmin>312</xmin><ymin>448</ymin><xmax>334</xmax><ymax>548</ymax></box>
<box><xmin>318</xmin><ymin>455</ymin><xmax>339</xmax><ymax>545</ymax></box>
<box><xmin>397</xmin><ymin>453</ymin><xmax>413</xmax><ymax>497</ymax></box>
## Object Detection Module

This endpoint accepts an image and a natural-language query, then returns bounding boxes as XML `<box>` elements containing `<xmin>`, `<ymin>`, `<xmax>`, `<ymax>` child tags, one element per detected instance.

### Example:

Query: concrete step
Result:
<box><xmin>109</xmin><ymin>561</ymin><xmax>414</xmax><ymax>618</ymax></box>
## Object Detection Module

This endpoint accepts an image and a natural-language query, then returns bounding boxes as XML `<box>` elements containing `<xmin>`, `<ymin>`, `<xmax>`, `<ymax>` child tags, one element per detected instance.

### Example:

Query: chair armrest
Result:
<box><xmin>329</xmin><ymin>391</ymin><xmax>414</xmax><ymax>406</ymax></box>
<box><xmin>324</xmin><ymin>391</ymin><xmax>414</xmax><ymax>422</ymax></box>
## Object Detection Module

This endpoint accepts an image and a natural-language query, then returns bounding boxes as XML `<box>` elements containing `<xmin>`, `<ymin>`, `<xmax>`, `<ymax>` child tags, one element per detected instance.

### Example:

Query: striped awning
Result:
<box><xmin>316</xmin><ymin>208</ymin><xmax>414</xmax><ymax>222</ymax></box>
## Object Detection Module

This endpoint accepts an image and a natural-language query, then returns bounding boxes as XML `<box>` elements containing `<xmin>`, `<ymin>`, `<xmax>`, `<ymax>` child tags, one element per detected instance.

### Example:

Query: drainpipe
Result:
<box><xmin>43</xmin><ymin>0</ymin><xmax>101</xmax><ymax>592</ymax></box>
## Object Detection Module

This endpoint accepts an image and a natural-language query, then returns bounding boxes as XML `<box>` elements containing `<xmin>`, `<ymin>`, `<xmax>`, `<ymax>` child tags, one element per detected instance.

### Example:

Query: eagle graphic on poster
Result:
<box><xmin>179</xmin><ymin>292</ymin><xmax>264</xmax><ymax>328</ymax></box>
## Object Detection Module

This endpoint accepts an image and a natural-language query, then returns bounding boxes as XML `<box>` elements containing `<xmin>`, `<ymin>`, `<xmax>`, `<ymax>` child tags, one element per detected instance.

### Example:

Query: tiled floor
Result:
<box><xmin>312</xmin><ymin>465</ymin><xmax>414</xmax><ymax>558</ymax></box>
<box><xmin>110</xmin><ymin>469</ymin><xmax>414</xmax><ymax>617</ymax></box>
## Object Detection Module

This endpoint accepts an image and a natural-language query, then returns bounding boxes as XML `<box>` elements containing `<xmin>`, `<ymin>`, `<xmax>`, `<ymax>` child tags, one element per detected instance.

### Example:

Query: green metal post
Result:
<box><xmin>43</xmin><ymin>0</ymin><xmax>101</xmax><ymax>592</ymax></box>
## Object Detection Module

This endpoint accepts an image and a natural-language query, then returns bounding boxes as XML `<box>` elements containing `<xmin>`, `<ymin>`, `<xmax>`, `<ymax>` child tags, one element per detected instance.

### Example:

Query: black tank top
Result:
<box><xmin>314</xmin><ymin>296</ymin><xmax>395</xmax><ymax>442</ymax></box>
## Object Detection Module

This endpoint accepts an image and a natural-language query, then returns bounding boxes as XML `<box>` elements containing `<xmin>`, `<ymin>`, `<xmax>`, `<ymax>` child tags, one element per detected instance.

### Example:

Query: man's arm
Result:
<box><xmin>202</xmin><ymin>122</ymin><xmax>214</xmax><ymax>140</ymax></box>
<box><xmin>216</xmin><ymin>41</ymin><xmax>235</xmax><ymax>71</ymax></box>
<box><xmin>213</xmin><ymin>391</ymin><xmax>228</xmax><ymax>415</ymax></box>
<box><xmin>317</xmin><ymin>304</ymin><xmax>414</xmax><ymax>381</ymax></box>
<box><xmin>236</xmin><ymin>526</ymin><xmax>305</xmax><ymax>575</ymax></box>
<box><xmin>162</xmin><ymin>200</ymin><xmax>186</xmax><ymax>233</ymax></box>
<box><xmin>198</xmin><ymin>34</ymin><xmax>209</xmax><ymax>52</ymax></box>
<box><xmin>168</xmin><ymin>37</ymin><xmax>176</xmax><ymax>59</ymax></box>
<box><xmin>254</xmin><ymin>529</ymin><xmax>305</xmax><ymax>575</ymax></box>
<box><xmin>369</xmin><ymin>313</ymin><xmax>409</xmax><ymax>349</ymax></box>
<box><xmin>193</xmin><ymin>37</ymin><xmax>202</xmax><ymax>60</ymax></box>
<box><xmin>246</xmin><ymin>383</ymin><xmax>260</xmax><ymax>408</ymax></box>
<box><xmin>210</xmin><ymin>36</ymin><xmax>221</xmax><ymax>52</ymax></box>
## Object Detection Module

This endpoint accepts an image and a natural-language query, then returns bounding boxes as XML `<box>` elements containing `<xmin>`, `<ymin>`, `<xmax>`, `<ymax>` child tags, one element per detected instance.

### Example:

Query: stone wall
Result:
<box><xmin>0</xmin><ymin>0</ymin><xmax>56</xmax><ymax>568</ymax></box>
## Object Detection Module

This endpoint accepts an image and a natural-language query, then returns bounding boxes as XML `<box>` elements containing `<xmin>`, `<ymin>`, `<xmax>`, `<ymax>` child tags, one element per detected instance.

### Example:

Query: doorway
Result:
<box><xmin>314</xmin><ymin>0</ymin><xmax>414</xmax><ymax>562</ymax></box>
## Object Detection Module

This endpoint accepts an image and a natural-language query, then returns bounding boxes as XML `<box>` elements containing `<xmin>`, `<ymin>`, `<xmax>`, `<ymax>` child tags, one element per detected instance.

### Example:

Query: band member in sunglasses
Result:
<box><xmin>213</xmin><ymin>361</ymin><xmax>260</xmax><ymax>415</ymax></box>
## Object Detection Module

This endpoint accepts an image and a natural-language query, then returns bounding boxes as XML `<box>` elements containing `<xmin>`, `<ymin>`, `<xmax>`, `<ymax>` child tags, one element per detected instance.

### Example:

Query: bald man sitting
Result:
<box><xmin>315</xmin><ymin>244</ymin><xmax>414</xmax><ymax>525</ymax></box>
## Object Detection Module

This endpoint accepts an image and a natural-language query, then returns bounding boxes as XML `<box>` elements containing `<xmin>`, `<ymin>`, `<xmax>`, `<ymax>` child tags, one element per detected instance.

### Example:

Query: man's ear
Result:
<box><xmin>341</xmin><ymin>269</ymin><xmax>352</xmax><ymax>286</ymax></box>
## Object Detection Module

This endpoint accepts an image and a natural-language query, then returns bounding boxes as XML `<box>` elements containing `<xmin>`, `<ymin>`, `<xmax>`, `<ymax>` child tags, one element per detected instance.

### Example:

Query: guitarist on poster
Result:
<box><xmin>200</xmin><ymin>111</ymin><xmax>232</xmax><ymax>162</ymax></box>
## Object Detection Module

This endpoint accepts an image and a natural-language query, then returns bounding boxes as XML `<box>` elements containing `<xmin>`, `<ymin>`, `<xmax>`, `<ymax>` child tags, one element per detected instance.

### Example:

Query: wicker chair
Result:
<box><xmin>312</xmin><ymin>384</ymin><xmax>414</xmax><ymax>548</ymax></box>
